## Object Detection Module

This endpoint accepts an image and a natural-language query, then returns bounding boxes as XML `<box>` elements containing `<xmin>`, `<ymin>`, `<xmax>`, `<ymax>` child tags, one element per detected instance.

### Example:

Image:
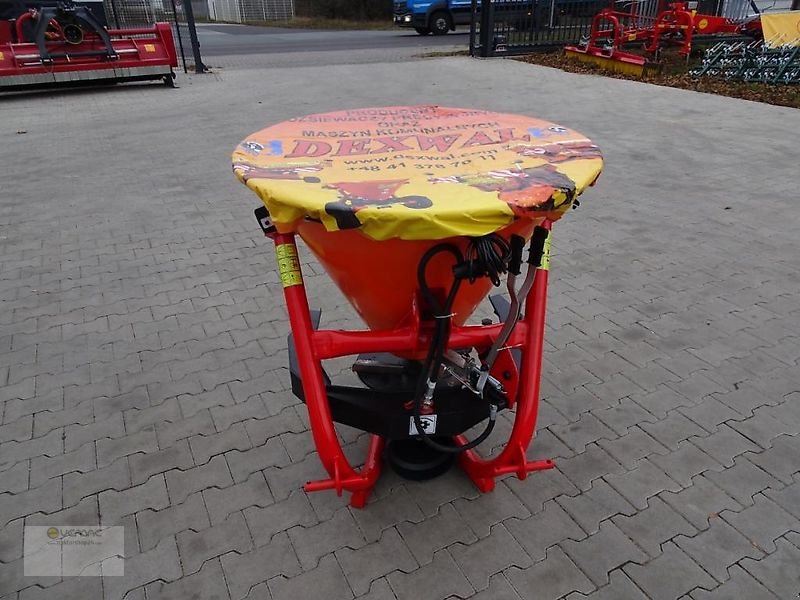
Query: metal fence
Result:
<box><xmin>207</xmin><ymin>0</ymin><xmax>293</xmax><ymax>22</ymax></box>
<box><xmin>104</xmin><ymin>0</ymin><xmax>205</xmax><ymax>71</ymax></box>
<box><xmin>469</xmin><ymin>0</ymin><xmax>763</xmax><ymax>56</ymax></box>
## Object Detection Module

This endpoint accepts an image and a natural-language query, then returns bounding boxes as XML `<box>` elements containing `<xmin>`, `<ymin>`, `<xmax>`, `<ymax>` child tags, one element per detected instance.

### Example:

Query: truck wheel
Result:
<box><xmin>429</xmin><ymin>11</ymin><xmax>451</xmax><ymax>35</ymax></box>
<box><xmin>414</xmin><ymin>26</ymin><xmax>430</xmax><ymax>35</ymax></box>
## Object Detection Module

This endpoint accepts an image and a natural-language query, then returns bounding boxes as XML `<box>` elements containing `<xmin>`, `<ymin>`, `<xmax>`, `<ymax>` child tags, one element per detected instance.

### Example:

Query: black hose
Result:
<box><xmin>412</xmin><ymin>241</ymin><xmax>503</xmax><ymax>454</ymax></box>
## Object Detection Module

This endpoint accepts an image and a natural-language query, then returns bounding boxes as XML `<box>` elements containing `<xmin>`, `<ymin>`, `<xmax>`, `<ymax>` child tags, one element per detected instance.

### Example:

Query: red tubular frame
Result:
<box><xmin>271</xmin><ymin>222</ymin><xmax>555</xmax><ymax>507</ymax></box>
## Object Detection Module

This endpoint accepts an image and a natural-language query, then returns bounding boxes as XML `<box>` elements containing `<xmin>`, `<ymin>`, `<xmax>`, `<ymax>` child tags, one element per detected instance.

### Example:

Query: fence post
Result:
<box><xmin>479</xmin><ymin>0</ymin><xmax>493</xmax><ymax>56</ymax></box>
<box><xmin>182</xmin><ymin>0</ymin><xmax>207</xmax><ymax>73</ymax></box>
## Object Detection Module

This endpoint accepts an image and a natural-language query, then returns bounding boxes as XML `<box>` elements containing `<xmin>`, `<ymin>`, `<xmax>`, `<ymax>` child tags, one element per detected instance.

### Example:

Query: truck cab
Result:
<box><xmin>393</xmin><ymin>0</ymin><xmax>475</xmax><ymax>35</ymax></box>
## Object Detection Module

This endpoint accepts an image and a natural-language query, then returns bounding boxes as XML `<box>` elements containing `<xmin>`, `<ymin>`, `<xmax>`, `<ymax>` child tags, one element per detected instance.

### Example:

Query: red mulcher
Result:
<box><xmin>0</xmin><ymin>2</ymin><xmax>177</xmax><ymax>92</ymax></box>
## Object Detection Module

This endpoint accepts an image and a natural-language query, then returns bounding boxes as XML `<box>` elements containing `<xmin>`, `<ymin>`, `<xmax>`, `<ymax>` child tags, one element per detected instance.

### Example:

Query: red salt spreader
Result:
<box><xmin>233</xmin><ymin>106</ymin><xmax>604</xmax><ymax>507</ymax></box>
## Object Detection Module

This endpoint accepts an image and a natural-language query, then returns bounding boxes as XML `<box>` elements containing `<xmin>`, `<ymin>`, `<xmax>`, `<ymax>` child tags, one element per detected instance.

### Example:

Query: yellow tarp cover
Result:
<box><xmin>232</xmin><ymin>106</ymin><xmax>603</xmax><ymax>241</ymax></box>
<box><xmin>761</xmin><ymin>11</ymin><xmax>800</xmax><ymax>47</ymax></box>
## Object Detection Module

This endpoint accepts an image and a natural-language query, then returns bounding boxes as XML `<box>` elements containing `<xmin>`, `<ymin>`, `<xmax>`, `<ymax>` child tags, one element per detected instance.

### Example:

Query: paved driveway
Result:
<box><xmin>1</xmin><ymin>56</ymin><xmax>799</xmax><ymax>600</ymax></box>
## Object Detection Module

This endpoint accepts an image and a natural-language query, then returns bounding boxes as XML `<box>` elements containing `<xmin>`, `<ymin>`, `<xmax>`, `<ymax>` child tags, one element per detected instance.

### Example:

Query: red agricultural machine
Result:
<box><xmin>0</xmin><ymin>1</ymin><xmax>177</xmax><ymax>92</ymax></box>
<box><xmin>565</xmin><ymin>0</ymin><xmax>763</xmax><ymax>75</ymax></box>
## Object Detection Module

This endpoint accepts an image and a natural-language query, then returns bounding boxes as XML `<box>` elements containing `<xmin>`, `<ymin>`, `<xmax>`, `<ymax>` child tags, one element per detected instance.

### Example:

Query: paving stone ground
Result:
<box><xmin>1</xmin><ymin>50</ymin><xmax>799</xmax><ymax>600</ymax></box>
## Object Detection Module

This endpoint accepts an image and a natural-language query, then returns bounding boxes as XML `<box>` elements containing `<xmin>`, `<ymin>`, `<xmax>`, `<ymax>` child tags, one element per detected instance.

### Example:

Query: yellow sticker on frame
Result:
<box><xmin>275</xmin><ymin>244</ymin><xmax>303</xmax><ymax>287</ymax></box>
<box><xmin>540</xmin><ymin>233</ymin><xmax>551</xmax><ymax>271</ymax></box>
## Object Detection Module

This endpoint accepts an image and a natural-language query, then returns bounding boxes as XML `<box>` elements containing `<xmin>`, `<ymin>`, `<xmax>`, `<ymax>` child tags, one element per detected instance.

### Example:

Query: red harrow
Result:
<box><xmin>0</xmin><ymin>2</ymin><xmax>178</xmax><ymax>92</ymax></box>
<box><xmin>565</xmin><ymin>0</ymin><xmax>762</xmax><ymax>75</ymax></box>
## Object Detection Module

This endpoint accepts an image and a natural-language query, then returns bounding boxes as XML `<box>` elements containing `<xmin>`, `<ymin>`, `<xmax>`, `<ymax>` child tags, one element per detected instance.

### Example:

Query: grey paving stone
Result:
<box><xmin>704</xmin><ymin>457</ymin><xmax>782</xmax><ymax>507</ymax></box>
<box><xmin>640</xmin><ymin>411</ymin><xmax>709</xmax><ymax>451</ymax></box>
<box><xmin>123</xmin><ymin>398</ymin><xmax>182</xmax><ymax>436</ymax></box>
<box><xmin>561</xmin><ymin>519</ymin><xmax>647</xmax><ymax>586</ymax></box>
<box><xmin>729</xmin><ymin>408</ymin><xmax>798</xmax><ymax>451</ymax></box>
<box><xmin>220</xmin><ymin>532</ymin><xmax>301</xmax><ymax>600</ymax></box>
<box><xmin>505</xmin><ymin>467</ymin><xmax>580</xmax><ymax>516</ymax></box>
<box><xmin>507</xmin><ymin>546</ymin><xmax>595</xmax><ymax>600</ymax></box>
<box><xmin>557</xmin><ymin>443</ymin><xmax>626</xmax><ymax>491</ymax></box>
<box><xmin>0</xmin><ymin>479</ymin><xmax>61</xmax><ymax>526</ymax></box>
<box><xmin>288</xmin><ymin>506</ymin><xmax>365</xmax><ymax>570</ymax></box>
<box><xmin>243</xmin><ymin>489</ymin><xmax>317</xmax><ymax>547</ymax></box>
<box><xmin>62</xmin><ymin>459</ymin><xmax>130</xmax><ymax>507</ymax></box>
<box><xmin>269</xmin><ymin>553</ymin><xmax>353</xmax><ymax>600</ymax></box>
<box><xmin>0</xmin><ymin>428</ymin><xmax>62</xmax><ymax>470</ymax></box>
<box><xmin>145</xmin><ymin>557</ymin><xmax>230</xmax><ymax>600</ymax></box>
<box><xmin>746</xmin><ymin>434</ymin><xmax>800</xmax><ymax>485</ymax></box>
<box><xmin>189</xmin><ymin>422</ymin><xmax>252</xmax><ymax>465</ymax></box>
<box><xmin>202</xmin><ymin>471</ymin><xmax>273</xmax><ymax>525</ymax></box>
<box><xmin>64</xmin><ymin>413</ymin><xmax>124</xmax><ymax>453</ymax></box>
<box><xmin>351</xmin><ymin>577</ymin><xmax>398</xmax><ymax>600</ymax></box>
<box><xmin>765</xmin><ymin>478</ymin><xmax>800</xmax><ymax>518</ymax></box>
<box><xmin>529</xmin><ymin>425</ymin><xmax>574</xmax><ymax>459</ymax></box>
<box><xmin>711</xmin><ymin>384</ymin><xmax>776</xmax><ymax>417</ymax></box>
<box><xmin>349</xmin><ymin>486</ymin><xmax>424</xmax><ymax>543</ymax></box>
<box><xmin>740</xmin><ymin>537</ymin><xmax>800</xmax><ymax>600</ymax></box>
<box><xmin>624</xmin><ymin>542</ymin><xmax>716</xmax><ymax>600</ymax></box>
<box><xmin>598</xmin><ymin>427</ymin><xmax>669</xmax><ymax>469</ymax></box>
<box><xmin>633</xmin><ymin>385</ymin><xmax>694</xmax><ymax>420</ymax></box>
<box><xmin>0</xmin><ymin>556</ymin><xmax>60</xmax><ymax>599</ymax></box>
<box><xmin>612</xmin><ymin>495</ymin><xmax>697</xmax><ymax>558</ymax></box>
<box><xmin>137</xmin><ymin>492</ymin><xmax>210</xmax><ymax>552</ymax></box>
<box><xmin>564</xmin><ymin>570</ymin><xmax>650</xmax><ymax>600</ymax></box>
<box><xmin>97</xmin><ymin>427</ymin><xmax>158</xmax><ymax>468</ymax></box>
<box><xmin>32</xmin><ymin>401</ymin><xmax>93</xmax><ymax>438</ymax></box>
<box><xmin>649</xmin><ymin>440</ymin><xmax>723</xmax><ymax>487</ymax></box>
<box><xmin>177</xmin><ymin>511</ymin><xmax>253</xmax><ymax>574</ymax></box>
<box><xmin>558</xmin><ymin>479</ymin><xmax>636</xmax><ymax>535</ymax></box>
<box><xmin>243</xmin><ymin>406</ymin><xmax>306</xmax><ymax>446</ymax></box>
<box><xmin>178</xmin><ymin>385</ymin><xmax>237</xmax><ymax>419</ymax></box>
<box><xmin>453</xmin><ymin>481</ymin><xmax>531</xmax><ymax>539</ymax></box>
<box><xmin>467</xmin><ymin>574</ymin><xmax>524</xmax><ymax>600</ymax></box>
<box><xmin>0</xmin><ymin>518</ymin><xmax>23</xmax><ymax>563</ymax></box>
<box><xmin>230</xmin><ymin>437</ymin><xmax>291</xmax><ymax>484</ymax></box>
<box><xmin>395</xmin><ymin>502</ymin><xmax>476</xmax><ymax>566</ymax></box>
<box><xmin>675</xmin><ymin>516</ymin><xmax>764</xmax><ymax>582</ymax></box>
<box><xmin>24</xmin><ymin>495</ymin><xmax>98</xmax><ymax>528</ymax></box>
<box><xmin>605</xmin><ymin>458</ymin><xmax>682</xmax><ymax>510</ymax></box>
<box><xmin>387</xmin><ymin>549</ymin><xmax>474</xmax><ymax>600</ymax></box>
<box><xmin>690</xmin><ymin>564</ymin><xmax>777</xmax><ymax>600</ymax></box>
<box><xmin>0</xmin><ymin>460</ymin><xmax>30</xmax><ymax>493</ymax></box>
<box><xmin>336</xmin><ymin>527</ymin><xmax>417</xmax><ymax>596</ymax></box>
<box><xmin>99</xmin><ymin>474</ymin><xmax>169</xmax><ymax>525</ymax></box>
<box><xmin>660</xmin><ymin>475</ymin><xmax>743</xmax><ymax>531</ymax></box>
<box><xmin>156</xmin><ymin>409</ymin><xmax>215</xmax><ymax>448</ymax></box>
<box><xmin>592</xmin><ymin>398</ymin><xmax>657</xmax><ymax>436</ymax></box>
<box><xmin>450</xmin><ymin>523</ymin><xmax>533</xmax><ymax>591</ymax></box>
<box><xmin>2</xmin><ymin>382</ymin><xmax>53</xmax><ymax>420</ymax></box>
<box><xmin>677</xmin><ymin>396</ymin><xmax>743</xmax><ymax>433</ymax></box>
<box><xmin>93</xmin><ymin>388</ymin><xmax>151</xmax><ymax>422</ymax></box>
<box><xmin>690</xmin><ymin>424</ymin><xmax>761</xmax><ymax>468</ymax></box>
<box><xmin>548</xmin><ymin>388</ymin><xmax>612</xmax><ymax>424</ymax></box>
<box><xmin>506</xmin><ymin>500</ymin><xmax>585</xmax><ymax>563</ymax></box>
<box><xmin>165</xmin><ymin>454</ymin><xmax>233</xmax><ymax>505</ymax></box>
<box><xmin>721</xmin><ymin>493</ymin><xmax>799</xmax><ymax>554</ymax></box>
<box><xmin>0</xmin><ymin>414</ymin><xmax>32</xmax><ymax>443</ymax></box>
<box><xmin>129</xmin><ymin>439</ymin><xmax>195</xmax><ymax>485</ymax></box>
<box><xmin>550</xmin><ymin>413</ymin><xmax>618</xmax><ymax>454</ymax></box>
<box><xmin>103</xmin><ymin>536</ymin><xmax>182</xmax><ymax>600</ymax></box>
<box><xmin>210</xmin><ymin>395</ymin><xmax>268</xmax><ymax>432</ymax></box>
<box><xmin>19</xmin><ymin>576</ymin><xmax>103</xmax><ymax>600</ymax></box>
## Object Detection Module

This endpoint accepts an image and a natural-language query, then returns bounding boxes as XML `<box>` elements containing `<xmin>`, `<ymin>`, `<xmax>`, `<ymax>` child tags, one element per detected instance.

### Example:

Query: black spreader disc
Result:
<box><xmin>385</xmin><ymin>438</ymin><xmax>456</xmax><ymax>481</ymax></box>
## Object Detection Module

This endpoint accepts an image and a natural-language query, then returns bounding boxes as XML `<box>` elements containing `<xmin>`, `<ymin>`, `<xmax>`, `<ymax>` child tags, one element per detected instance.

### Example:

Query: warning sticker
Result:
<box><xmin>540</xmin><ymin>232</ymin><xmax>552</xmax><ymax>271</ymax></box>
<box><xmin>275</xmin><ymin>244</ymin><xmax>303</xmax><ymax>288</ymax></box>
<box><xmin>409</xmin><ymin>414</ymin><xmax>437</xmax><ymax>435</ymax></box>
